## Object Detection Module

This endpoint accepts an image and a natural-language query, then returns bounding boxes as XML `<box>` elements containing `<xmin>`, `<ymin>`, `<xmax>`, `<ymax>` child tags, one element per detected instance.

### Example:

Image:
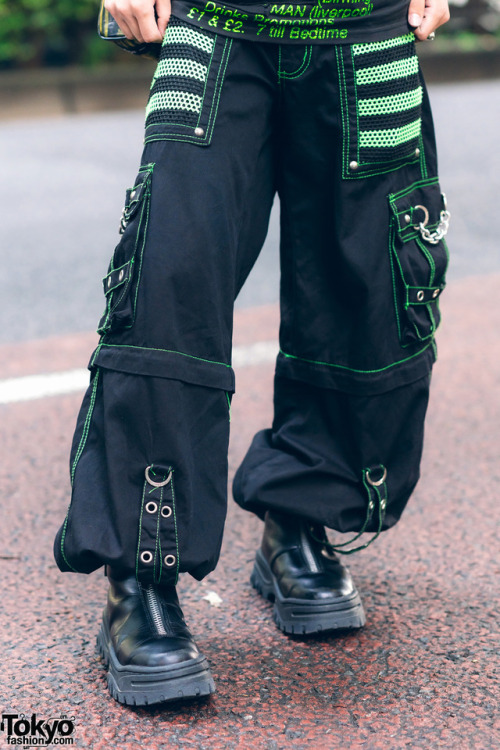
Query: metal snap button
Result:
<box><xmin>161</xmin><ymin>506</ymin><xmax>172</xmax><ymax>518</ymax></box>
<box><xmin>107</xmin><ymin>277</ymin><xmax>112</xmax><ymax>288</ymax></box>
<box><xmin>349</xmin><ymin>160</ymin><xmax>359</xmax><ymax>171</ymax></box>
<box><xmin>194</xmin><ymin>127</ymin><xmax>205</xmax><ymax>137</ymax></box>
<box><xmin>417</xmin><ymin>290</ymin><xmax>425</xmax><ymax>301</ymax></box>
<box><xmin>140</xmin><ymin>551</ymin><xmax>153</xmax><ymax>564</ymax></box>
<box><xmin>145</xmin><ymin>502</ymin><xmax>158</xmax><ymax>514</ymax></box>
<box><xmin>164</xmin><ymin>554</ymin><xmax>176</xmax><ymax>567</ymax></box>
<box><xmin>118</xmin><ymin>269</ymin><xmax>124</xmax><ymax>282</ymax></box>
<box><xmin>432</xmin><ymin>288</ymin><xmax>440</xmax><ymax>298</ymax></box>
<box><xmin>404</xmin><ymin>214</ymin><xmax>411</xmax><ymax>224</ymax></box>
<box><xmin>130</xmin><ymin>190</ymin><xmax>136</xmax><ymax>199</ymax></box>
<box><xmin>415</xmin><ymin>148</ymin><xmax>420</xmax><ymax>157</ymax></box>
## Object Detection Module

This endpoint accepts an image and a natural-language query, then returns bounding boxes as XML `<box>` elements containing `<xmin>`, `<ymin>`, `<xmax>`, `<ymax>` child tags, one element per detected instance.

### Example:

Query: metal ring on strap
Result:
<box><xmin>413</xmin><ymin>204</ymin><xmax>429</xmax><ymax>228</ymax></box>
<box><xmin>365</xmin><ymin>466</ymin><xmax>387</xmax><ymax>487</ymax></box>
<box><xmin>145</xmin><ymin>466</ymin><xmax>172</xmax><ymax>488</ymax></box>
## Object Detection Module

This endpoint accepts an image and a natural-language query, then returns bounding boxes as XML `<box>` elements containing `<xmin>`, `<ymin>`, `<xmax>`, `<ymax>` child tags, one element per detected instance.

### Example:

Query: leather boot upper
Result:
<box><xmin>261</xmin><ymin>511</ymin><xmax>356</xmax><ymax>600</ymax></box>
<box><xmin>104</xmin><ymin>567</ymin><xmax>200</xmax><ymax>667</ymax></box>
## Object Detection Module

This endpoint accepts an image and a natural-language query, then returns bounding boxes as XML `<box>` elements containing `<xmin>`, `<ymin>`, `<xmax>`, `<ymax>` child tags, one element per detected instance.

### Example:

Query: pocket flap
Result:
<box><xmin>103</xmin><ymin>261</ymin><xmax>132</xmax><ymax>296</ymax></box>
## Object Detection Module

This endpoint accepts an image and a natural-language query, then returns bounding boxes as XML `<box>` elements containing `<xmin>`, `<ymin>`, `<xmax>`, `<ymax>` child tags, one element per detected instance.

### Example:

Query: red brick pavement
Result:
<box><xmin>0</xmin><ymin>278</ymin><xmax>498</xmax><ymax>749</ymax></box>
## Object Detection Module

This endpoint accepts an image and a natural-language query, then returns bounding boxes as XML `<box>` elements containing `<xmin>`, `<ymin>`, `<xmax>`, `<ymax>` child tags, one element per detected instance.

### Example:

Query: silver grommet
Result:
<box><xmin>145</xmin><ymin>501</ymin><xmax>158</xmax><ymax>514</ymax></box>
<box><xmin>140</xmin><ymin>551</ymin><xmax>153</xmax><ymax>564</ymax></box>
<box><xmin>417</xmin><ymin>290</ymin><xmax>425</xmax><ymax>301</ymax></box>
<box><xmin>107</xmin><ymin>276</ymin><xmax>112</xmax><ymax>288</ymax></box>
<box><xmin>349</xmin><ymin>160</ymin><xmax>359</xmax><ymax>171</ymax></box>
<box><xmin>161</xmin><ymin>505</ymin><xmax>172</xmax><ymax>518</ymax></box>
<box><xmin>164</xmin><ymin>554</ymin><xmax>176</xmax><ymax>567</ymax></box>
<box><xmin>365</xmin><ymin>467</ymin><xmax>387</xmax><ymax>487</ymax></box>
<box><xmin>404</xmin><ymin>214</ymin><xmax>411</xmax><ymax>224</ymax></box>
<box><xmin>432</xmin><ymin>288</ymin><xmax>440</xmax><ymax>298</ymax></box>
<box><xmin>415</xmin><ymin>147</ymin><xmax>420</xmax><ymax>157</ymax></box>
<box><xmin>118</xmin><ymin>269</ymin><xmax>124</xmax><ymax>281</ymax></box>
<box><xmin>194</xmin><ymin>127</ymin><xmax>205</xmax><ymax>137</ymax></box>
<box><xmin>145</xmin><ymin>466</ymin><xmax>172</xmax><ymax>487</ymax></box>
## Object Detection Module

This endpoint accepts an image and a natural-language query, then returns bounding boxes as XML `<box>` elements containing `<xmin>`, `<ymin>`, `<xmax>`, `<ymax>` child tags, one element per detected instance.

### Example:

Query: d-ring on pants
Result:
<box><xmin>54</xmin><ymin>21</ymin><xmax>450</xmax><ymax>585</ymax></box>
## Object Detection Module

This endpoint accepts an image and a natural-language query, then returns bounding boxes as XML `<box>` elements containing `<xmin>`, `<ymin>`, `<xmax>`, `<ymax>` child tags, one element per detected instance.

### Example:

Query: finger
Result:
<box><xmin>416</xmin><ymin>1</ymin><xmax>450</xmax><ymax>39</ymax></box>
<box><xmin>105</xmin><ymin>0</ymin><xmax>144</xmax><ymax>41</ymax></box>
<box><xmin>111</xmin><ymin>11</ymin><xmax>140</xmax><ymax>41</ymax></box>
<box><xmin>408</xmin><ymin>0</ymin><xmax>425</xmax><ymax>29</ymax></box>
<box><xmin>135</xmin><ymin>5</ymin><xmax>164</xmax><ymax>42</ymax></box>
<box><xmin>156</xmin><ymin>0</ymin><xmax>171</xmax><ymax>37</ymax></box>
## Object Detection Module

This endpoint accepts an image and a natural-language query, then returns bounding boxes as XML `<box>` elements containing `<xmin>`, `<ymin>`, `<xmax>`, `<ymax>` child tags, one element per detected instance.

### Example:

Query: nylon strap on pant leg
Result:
<box><xmin>136</xmin><ymin>464</ymin><xmax>179</xmax><ymax>585</ymax></box>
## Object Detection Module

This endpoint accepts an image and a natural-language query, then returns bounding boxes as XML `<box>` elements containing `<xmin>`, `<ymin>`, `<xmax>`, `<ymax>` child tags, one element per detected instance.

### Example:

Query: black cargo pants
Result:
<box><xmin>54</xmin><ymin>20</ymin><xmax>450</xmax><ymax>585</ymax></box>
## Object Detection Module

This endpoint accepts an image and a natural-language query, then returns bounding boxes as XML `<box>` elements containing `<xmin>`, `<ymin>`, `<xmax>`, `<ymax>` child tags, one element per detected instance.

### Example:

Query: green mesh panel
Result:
<box><xmin>153</xmin><ymin>58</ymin><xmax>208</xmax><ymax>84</ymax></box>
<box><xmin>146</xmin><ymin>91</ymin><xmax>203</xmax><ymax>120</ymax></box>
<box><xmin>352</xmin><ymin>33</ymin><xmax>414</xmax><ymax>57</ymax></box>
<box><xmin>358</xmin><ymin>87</ymin><xmax>423</xmax><ymax>117</ymax></box>
<box><xmin>161</xmin><ymin>24</ymin><xmax>214</xmax><ymax>54</ymax></box>
<box><xmin>146</xmin><ymin>18</ymin><xmax>214</xmax><ymax>129</ymax></box>
<box><xmin>359</xmin><ymin>121</ymin><xmax>422</xmax><ymax>149</ymax></box>
<box><xmin>346</xmin><ymin>33</ymin><xmax>423</xmax><ymax>171</ymax></box>
<box><xmin>355</xmin><ymin>57</ymin><xmax>420</xmax><ymax>86</ymax></box>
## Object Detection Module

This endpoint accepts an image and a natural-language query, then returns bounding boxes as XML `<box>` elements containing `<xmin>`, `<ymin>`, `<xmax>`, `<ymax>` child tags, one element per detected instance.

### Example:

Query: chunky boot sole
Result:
<box><xmin>97</xmin><ymin>619</ymin><xmax>215</xmax><ymax>706</ymax></box>
<box><xmin>251</xmin><ymin>549</ymin><xmax>366</xmax><ymax>635</ymax></box>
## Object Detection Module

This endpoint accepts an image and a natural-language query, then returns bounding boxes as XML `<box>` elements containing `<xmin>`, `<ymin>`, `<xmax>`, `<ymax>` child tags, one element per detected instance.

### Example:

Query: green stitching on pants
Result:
<box><xmin>170</xmin><ymin>473</ymin><xmax>180</xmax><ymax>585</ymax></box>
<box><xmin>61</xmin><ymin>369</ymin><xmax>101</xmax><ymax>572</ymax></box>
<box><xmin>69</xmin><ymin>369</ymin><xmax>100</xmax><ymax>485</ymax></box>
<box><xmin>135</xmin><ymin>481</ymin><xmax>148</xmax><ymax>581</ymax></box>
<box><xmin>154</xmin><ymin>483</ymin><xmax>164</xmax><ymax>584</ymax></box>
<box><xmin>278</xmin><ymin>45</ymin><xmax>312</xmax><ymax>80</ymax></box>
<box><xmin>279</xmin><ymin>342</ymin><xmax>433</xmax><ymax>375</ymax></box>
<box><xmin>98</xmin><ymin>342</ymin><xmax>231</xmax><ymax>368</ymax></box>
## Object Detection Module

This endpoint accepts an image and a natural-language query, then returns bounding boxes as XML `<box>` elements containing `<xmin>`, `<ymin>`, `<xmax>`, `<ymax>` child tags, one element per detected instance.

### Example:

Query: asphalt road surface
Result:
<box><xmin>0</xmin><ymin>78</ymin><xmax>499</xmax><ymax>344</ymax></box>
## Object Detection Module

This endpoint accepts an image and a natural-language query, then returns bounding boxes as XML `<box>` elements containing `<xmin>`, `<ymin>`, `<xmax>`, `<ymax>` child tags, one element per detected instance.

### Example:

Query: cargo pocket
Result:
<box><xmin>144</xmin><ymin>17</ymin><xmax>232</xmax><ymax>147</ymax></box>
<box><xmin>336</xmin><ymin>33</ymin><xmax>423</xmax><ymax>179</ymax></box>
<box><xmin>97</xmin><ymin>163</ymin><xmax>154</xmax><ymax>335</ymax></box>
<box><xmin>389</xmin><ymin>177</ymin><xmax>450</xmax><ymax>347</ymax></box>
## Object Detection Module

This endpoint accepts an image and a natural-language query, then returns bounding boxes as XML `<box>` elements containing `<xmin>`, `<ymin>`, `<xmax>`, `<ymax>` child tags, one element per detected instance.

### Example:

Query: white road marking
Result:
<box><xmin>0</xmin><ymin>340</ymin><xmax>278</xmax><ymax>405</ymax></box>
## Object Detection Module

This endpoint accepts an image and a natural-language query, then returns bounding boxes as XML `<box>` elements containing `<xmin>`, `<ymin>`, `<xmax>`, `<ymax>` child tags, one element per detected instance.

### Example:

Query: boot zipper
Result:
<box><xmin>300</xmin><ymin>526</ymin><xmax>320</xmax><ymax>574</ymax></box>
<box><xmin>140</xmin><ymin>583</ymin><xmax>167</xmax><ymax>637</ymax></box>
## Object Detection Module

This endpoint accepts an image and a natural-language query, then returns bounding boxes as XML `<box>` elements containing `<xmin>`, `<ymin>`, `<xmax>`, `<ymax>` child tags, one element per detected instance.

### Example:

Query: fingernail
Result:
<box><xmin>409</xmin><ymin>13</ymin><xmax>422</xmax><ymax>26</ymax></box>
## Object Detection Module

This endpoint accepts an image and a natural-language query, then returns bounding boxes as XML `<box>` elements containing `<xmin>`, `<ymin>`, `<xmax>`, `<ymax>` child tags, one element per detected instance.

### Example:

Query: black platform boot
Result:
<box><xmin>96</xmin><ymin>568</ymin><xmax>215</xmax><ymax>706</ymax></box>
<box><xmin>251</xmin><ymin>511</ymin><xmax>366</xmax><ymax>635</ymax></box>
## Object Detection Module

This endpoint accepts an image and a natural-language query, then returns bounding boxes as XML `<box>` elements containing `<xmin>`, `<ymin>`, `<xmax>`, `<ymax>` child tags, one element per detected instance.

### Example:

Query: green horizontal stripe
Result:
<box><xmin>146</xmin><ymin>91</ymin><xmax>202</xmax><ymax>119</ymax></box>
<box><xmin>352</xmin><ymin>33</ymin><xmax>414</xmax><ymax>56</ymax></box>
<box><xmin>163</xmin><ymin>25</ymin><xmax>214</xmax><ymax>54</ymax></box>
<box><xmin>153</xmin><ymin>58</ymin><xmax>208</xmax><ymax>83</ymax></box>
<box><xmin>356</xmin><ymin>57</ymin><xmax>419</xmax><ymax>86</ymax></box>
<box><xmin>359</xmin><ymin>120</ymin><xmax>421</xmax><ymax>148</ymax></box>
<box><xmin>358</xmin><ymin>86</ymin><xmax>423</xmax><ymax>116</ymax></box>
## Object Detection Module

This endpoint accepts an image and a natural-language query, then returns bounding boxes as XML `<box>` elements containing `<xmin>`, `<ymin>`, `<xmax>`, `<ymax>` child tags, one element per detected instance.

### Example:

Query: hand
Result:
<box><xmin>104</xmin><ymin>0</ymin><xmax>171</xmax><ymax>43</ymax></box>
<box><xmin>408</xmin><ymin>0</ymin><xmax>450</xmax><ymax>41</ymax></box>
